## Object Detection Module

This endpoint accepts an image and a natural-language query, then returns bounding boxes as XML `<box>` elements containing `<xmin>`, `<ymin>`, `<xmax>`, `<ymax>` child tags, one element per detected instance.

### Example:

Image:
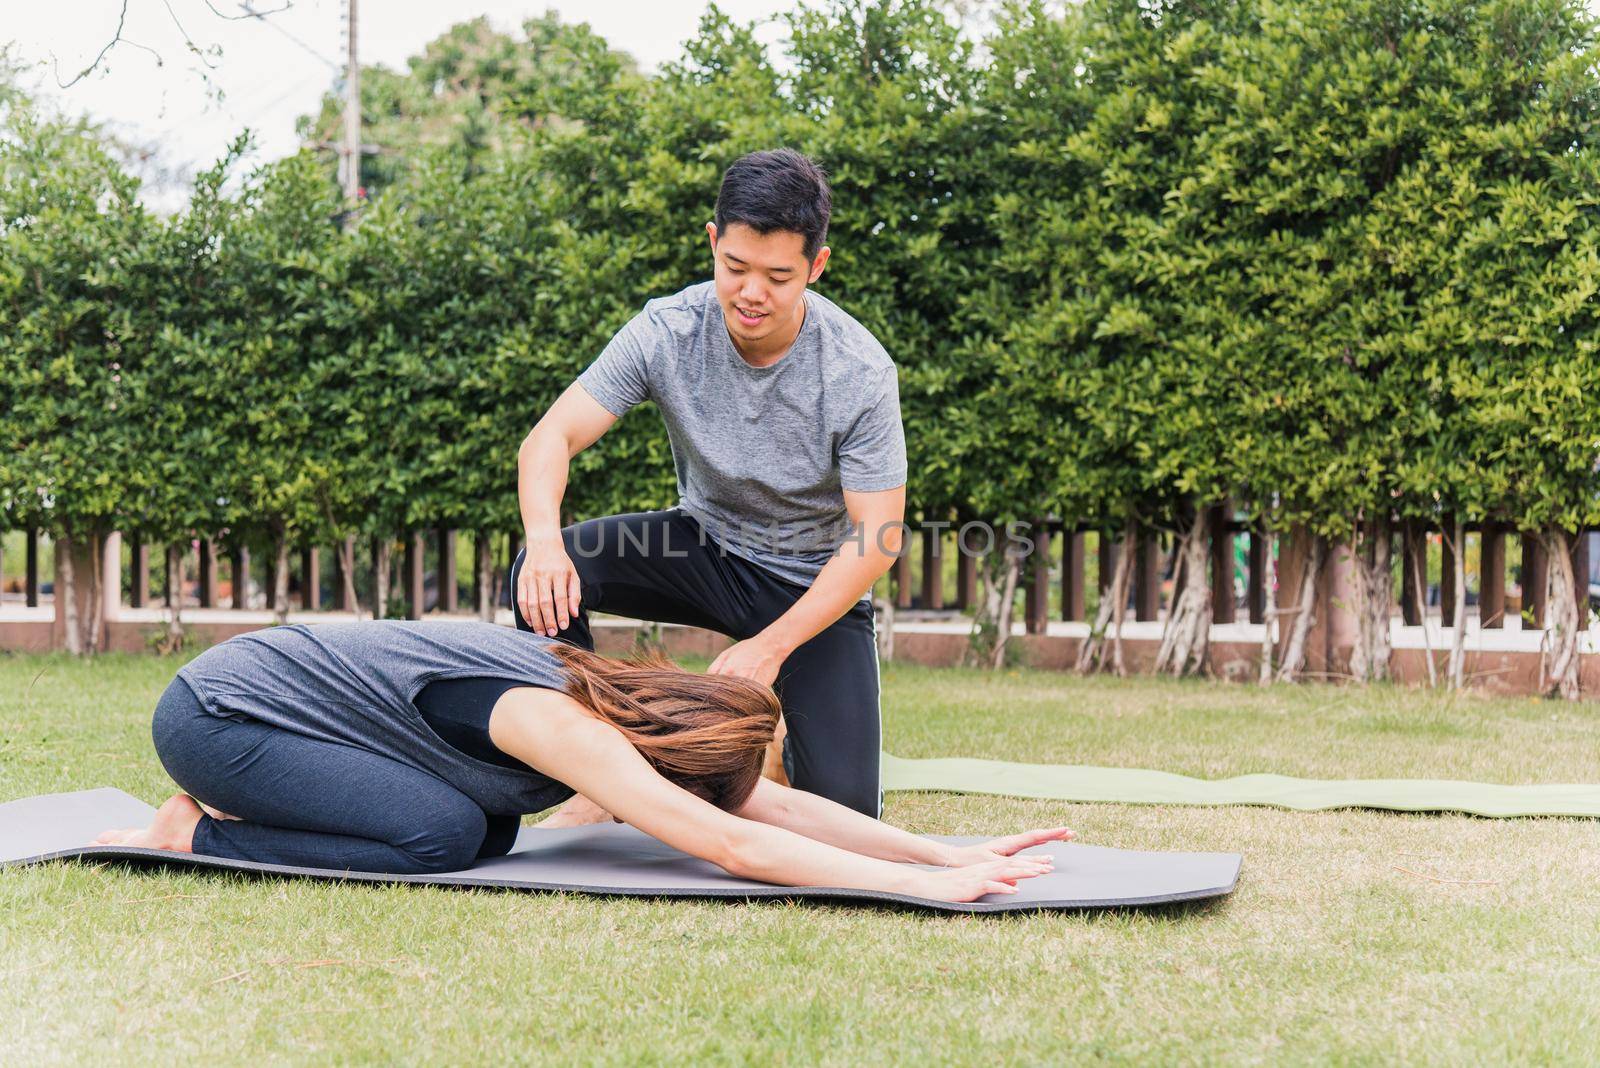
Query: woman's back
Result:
<box><xmin>177</xmin><ymin>621</ymin><xmax>576</xmax><ymax>814</ymax></box>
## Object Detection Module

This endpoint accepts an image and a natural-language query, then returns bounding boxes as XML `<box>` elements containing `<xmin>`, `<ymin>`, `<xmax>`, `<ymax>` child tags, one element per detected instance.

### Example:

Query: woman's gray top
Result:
<box><xmin>177</xmin><ymin>621</ymin><xmax>577</xmax><ymax>815</ymax></box>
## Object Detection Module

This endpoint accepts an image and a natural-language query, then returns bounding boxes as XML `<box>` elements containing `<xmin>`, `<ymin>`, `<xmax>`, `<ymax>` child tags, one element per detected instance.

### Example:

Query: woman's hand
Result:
<box><xmin>519</xmin><ymin>528</ymin><xmax>581</xmax><ymax>636</ymax></box>
<box><xmin>910</xmin><ymin>855</ymin><xmax>1056</xmax><ymax>903</ymax></box>
<box><xmin>939</xmin><ymin>826</ymin><xmax>1075</xmax><ymax>868</ymax></box>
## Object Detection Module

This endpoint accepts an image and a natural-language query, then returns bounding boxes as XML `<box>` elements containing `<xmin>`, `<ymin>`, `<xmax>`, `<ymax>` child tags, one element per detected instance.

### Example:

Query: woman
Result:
<box><xmin>96</xmin><ymin>620</ymin><xmax>1070</xmax><ymax>903</ymax></box>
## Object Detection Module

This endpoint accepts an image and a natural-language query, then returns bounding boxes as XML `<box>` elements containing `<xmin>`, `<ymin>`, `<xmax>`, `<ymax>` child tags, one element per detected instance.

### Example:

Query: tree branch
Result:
<box><xmin>50</xmin><ymin>0</ymin><xmax>300</xmax><ymax>90</ymax></box>
<box><xmin>162</xmin><ymin>0</ymin><xmax>221</xmax><ymax>70</ymax></box>
<box><xmin>52</xmin><ymin>0</ymin><xmax>133</xmax><ymax>88</ymax></box>
<box><xmin>208</xmin><ymin>0</ymin><xmax>293</xmax><ymax>19</ymax></box>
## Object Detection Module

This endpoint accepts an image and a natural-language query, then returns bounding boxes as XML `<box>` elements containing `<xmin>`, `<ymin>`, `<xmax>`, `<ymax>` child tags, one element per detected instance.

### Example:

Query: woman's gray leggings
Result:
<box><xmin>153</xmin><ymin>678</ymin><xmax>512</xmax><ymax>874</ymax></box>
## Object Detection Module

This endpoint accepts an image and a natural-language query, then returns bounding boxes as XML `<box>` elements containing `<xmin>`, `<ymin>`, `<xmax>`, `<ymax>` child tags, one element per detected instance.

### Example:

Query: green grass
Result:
<box><xmin>3</xmin><ymin>650</ymin><xmax>1599</xmax><ymax>1065</ymax></box>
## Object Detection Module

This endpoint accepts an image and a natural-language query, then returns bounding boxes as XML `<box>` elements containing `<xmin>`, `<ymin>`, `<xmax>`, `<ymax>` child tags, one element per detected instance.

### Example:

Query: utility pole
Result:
<box><xmin>336</xmin><ymin>0</ymin><xmax>364</xmax><ymax>618</ymax></box>
<box><xmin>341</xmin><ymin>0</ymin><xmax>361</xmax><ymax>204</ymax></box>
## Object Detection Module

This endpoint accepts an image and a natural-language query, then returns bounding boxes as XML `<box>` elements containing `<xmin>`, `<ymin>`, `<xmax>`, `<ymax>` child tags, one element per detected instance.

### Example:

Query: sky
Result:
<box><xmin>7</xmin><ymin>0</ymin><xmax>796</xmax><ymax>209</ymax></box>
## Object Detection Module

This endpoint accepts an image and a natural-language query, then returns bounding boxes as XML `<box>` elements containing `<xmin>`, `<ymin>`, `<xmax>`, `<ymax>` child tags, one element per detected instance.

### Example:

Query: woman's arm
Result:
<box><xmin>734</xmin><ymin>777</ymin><xmax>1073</xmax><ymax>866</ymax></box>
<box><xmin>490</xmin><ymin>694</ymin><xmax>1049</xmax><ymax>903</ymax></box>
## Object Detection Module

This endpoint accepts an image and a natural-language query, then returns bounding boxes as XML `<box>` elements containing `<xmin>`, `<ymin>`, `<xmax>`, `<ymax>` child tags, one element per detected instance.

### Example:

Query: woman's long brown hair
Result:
<box><xmin>547</xmin><ymin>643</ymin><xmax>780</xmax><ymax>812</ymax></box>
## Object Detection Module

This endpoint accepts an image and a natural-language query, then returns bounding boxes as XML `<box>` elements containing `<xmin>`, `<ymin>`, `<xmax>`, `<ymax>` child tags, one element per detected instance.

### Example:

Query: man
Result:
<box><xmin>512</xmin><ymin>148</ymin><xmax>906</xmax><ymax>820</ymax></box>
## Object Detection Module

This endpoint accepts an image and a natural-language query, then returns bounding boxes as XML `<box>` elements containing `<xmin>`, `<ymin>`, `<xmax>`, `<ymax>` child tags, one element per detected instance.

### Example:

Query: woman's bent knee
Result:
<box><xmin>401</xmin><ymin>801</ymin><xmax>488</xmax><ymax>874</ymax></box>
<box><xmin>151</xmin><ymin>677</ymin><xmax>209</xmax><ymax>769</ymax></box>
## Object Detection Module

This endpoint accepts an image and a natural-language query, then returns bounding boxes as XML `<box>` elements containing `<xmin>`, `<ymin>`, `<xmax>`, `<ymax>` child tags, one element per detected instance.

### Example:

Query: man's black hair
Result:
<box><xmin>714</xmin><ymin>149</ymin><xmax>832</xmax><ymax>262</ymax></box>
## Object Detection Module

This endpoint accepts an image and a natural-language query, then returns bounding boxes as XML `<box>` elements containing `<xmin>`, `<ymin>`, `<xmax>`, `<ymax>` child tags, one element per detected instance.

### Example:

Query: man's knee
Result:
<box><xmin>509</xmin><ymin>547</ymin><xmax>531</xmax><ymax>631</ymax></box>
<box><xmin>791</xmin><ymin>758</ymin><xmax>882</xmax><ymax>819</ymax></box>
<box><xmin>833</xmin><ymin>783</ymin><xmax>882</xmax><ymax>820</ymax></box>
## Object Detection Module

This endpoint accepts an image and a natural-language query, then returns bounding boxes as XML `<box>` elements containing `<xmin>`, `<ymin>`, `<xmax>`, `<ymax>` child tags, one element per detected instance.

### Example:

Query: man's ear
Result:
<box><xmin>807</xmin><ymin>246</ymin><xmax>831</xmax><ymax>284</ymax></box>
<box><xmin>705</xmin><ymin>221</ymin><xmax>718</xmax><ymax>248</ymax></box>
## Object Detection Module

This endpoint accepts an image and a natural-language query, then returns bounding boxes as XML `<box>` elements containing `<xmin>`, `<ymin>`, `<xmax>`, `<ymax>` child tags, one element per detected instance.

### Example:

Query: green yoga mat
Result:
<box><xmin>880</xmin><ymin>753</ymin><xmax>1600</xmax><ymax>818</ymax></box>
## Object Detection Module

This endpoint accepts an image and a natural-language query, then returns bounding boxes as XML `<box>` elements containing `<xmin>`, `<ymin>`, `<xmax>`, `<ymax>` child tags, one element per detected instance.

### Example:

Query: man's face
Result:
<box><xmin>706</xmin><ymin>221</ymin><xmax>830</xmax><ymax>349</ymax></box>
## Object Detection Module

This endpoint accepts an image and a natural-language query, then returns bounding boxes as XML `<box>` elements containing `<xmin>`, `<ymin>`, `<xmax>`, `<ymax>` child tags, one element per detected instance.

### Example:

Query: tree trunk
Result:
<box><xmin>1539</xmin><ymin>528</ymin><xmax>1581</xmax><ymax>700</ymax></box>
<box><xmin>1154</xmin><ymin>508</ymin><xmax>1213</xmax><ymax>677</ymax></box>
<box><xmin>1258</xmin><ymin>530</ymin><xmax>1277</xmax><ymax>685</ymax></box>
<box><xmin>632</xmin><ymin>620</ymin><xmax>667</xmax><ymax>657</ymax></box>
<box><xmin>58</xmin><ymin>533</ymin><xmax>108</xmax><ymax>656</ymax></box>
<box><xmin>1446</xmin><ymin>518</ymin><xmax>1468</xmax><ymax>689</ymax></box>
<box><xmin>86</xmin><ymin>532</ymin><xmax>104</xmax><ymax>655</ymax></box>
<box><xmin>272</xmin><ymin>533</ymin><xmax>291</xmax><ymax>626</ymax></box>
<box><xmin>1109</xmin><ymin>529</ymin><xmax>1136</xmax><ymax>677</ymax></box>
<box><xmin>339</xmin><ymin>536</ymin><xmax>362</xmax><ymax>618</ymax></box>
<box><xmin>1410</xmin><ymin>526</ymin><xmax>1438</xmax><ymax>688</ymax></box>
<box><xmin>1077</xmin><ymin>525</ymin><xmax>1136</xmax><ymax>675</ymax></box>
<box><xmin>475</xmin><ymin>533</ymin><xmax>494</xmax><ymax>622</ymax></box>
<box><xmin>165</xmin><ymin>543</ymin><xmax>187</xmax><ymax>650</ymax></box>
<box><xmin>1349</xmin><ymin>515</ymin><xmax>1394</xmax><ymax>683</ymax></box>
<box><xmin>989</xmin><ymin>543</ymin><xmax>1023</xmax><ymax>671</ymax></box>
<box><xmin>373</xmin><ymin>537</ymin><xmax>392</xmax><ymax>620</ymax></box>
<box><xmin>1274</xmin><ymin>533</ymin><xmax>1325</xmax><ymax>684</ymax></box>
<box><xmin>962</xmin><ymin>558</ymin><xmax>992</xmax><ymax>669</ymax></box>
<box><xmin>965</xmin><ymin>537</ymin><xmax>1022</xmax><ymax>670</ymax></box>
<box><xmin>60</xmin><ymin>535</ymin><xmax>81</xmax><ymax>656</ymax></box>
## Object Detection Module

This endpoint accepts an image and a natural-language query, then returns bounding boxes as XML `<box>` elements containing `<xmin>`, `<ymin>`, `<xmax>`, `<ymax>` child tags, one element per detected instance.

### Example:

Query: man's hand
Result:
<box><xmin>706</xmin><ymin>634</ymin><xmax>791</xmax><ymax>687</ymax></box>
<box><xmin>938</xmin><ymin>826</ymin><xmax>1075</xmax><ymax>867</ymax></box>
<box><xmin>518</xmin><ymin>528</ymin><xmax>581</xmax><ymax>637</ymax></box>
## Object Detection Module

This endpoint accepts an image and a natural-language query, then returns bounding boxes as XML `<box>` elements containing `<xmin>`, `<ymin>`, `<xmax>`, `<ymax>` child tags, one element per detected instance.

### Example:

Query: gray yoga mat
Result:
<box><xmin>0</xmin><ymin>788</ymin><xmax>1240</xmax><ymax>914</ymax></box>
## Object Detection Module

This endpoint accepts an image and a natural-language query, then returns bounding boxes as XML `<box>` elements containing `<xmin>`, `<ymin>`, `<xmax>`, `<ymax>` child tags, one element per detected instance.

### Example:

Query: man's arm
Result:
<box><xmin>706</xmin><ymin>484</ymin><xmax>905</xmax><ymax>684</ymax></box>
<box><xmin>516</xmin><ymin>382</ymin><xmax>619</xmax><ymax>634</ymax></box>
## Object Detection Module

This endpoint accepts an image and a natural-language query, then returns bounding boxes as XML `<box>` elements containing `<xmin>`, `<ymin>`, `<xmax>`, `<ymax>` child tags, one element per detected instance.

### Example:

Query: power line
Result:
<box><xmin>236</xmin><ymin>0</ymin><xmax>339</xmax><ymax>70</ymax></box>
<box><xmin>137</xmin><ymin>67</ymin><xmax>323</xmax><ymax>146</ymax></box>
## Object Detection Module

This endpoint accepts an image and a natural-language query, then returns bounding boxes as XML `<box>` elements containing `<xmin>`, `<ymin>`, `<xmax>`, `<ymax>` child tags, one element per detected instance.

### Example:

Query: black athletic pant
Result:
<box><xmin>511</xmin><ymin>508</ymin><xmax>882</xmax><ymax>817</ymax></box>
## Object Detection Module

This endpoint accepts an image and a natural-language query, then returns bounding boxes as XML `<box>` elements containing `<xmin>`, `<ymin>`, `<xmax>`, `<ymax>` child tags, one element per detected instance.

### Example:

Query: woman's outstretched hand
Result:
<box><xmin>940</xmin><ymin>826</ymin><xmax>1075</xmax><ymax>868</ymax></box>
<box><xmin>912</xmin><ymin>855</ymin><xmax>1056</xmax><ymax>902</ymax></box>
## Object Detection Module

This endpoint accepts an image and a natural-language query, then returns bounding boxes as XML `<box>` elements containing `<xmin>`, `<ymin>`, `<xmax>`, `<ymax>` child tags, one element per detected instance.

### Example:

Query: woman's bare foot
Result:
<box><xmin>92</xmin><ymin>794</ymin><xmax>204</xmax><ymax>852</ymax></box>
<box><xmin>197</xmin><ymin>801</ymin><xmax>239</xmax><ymax>822</ymax></box>
<box><xmin>539</xmin><ymin>792</ymin><xmax>614</xmax><ymax>828</ymax></box>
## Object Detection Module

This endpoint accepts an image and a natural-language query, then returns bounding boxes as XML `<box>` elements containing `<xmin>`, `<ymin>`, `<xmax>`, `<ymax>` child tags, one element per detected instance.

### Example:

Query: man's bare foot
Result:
<box><xmin>539</xmin><ymin>793</ymin><xmax>614</xmax><ymax>828</ymax></box>
<box><xmin>92</xmin><ymin>794</ymin><xmax>204</xmax><ymax>852</ymax></box>
<box><xmin>761</xmin><ymin>715</ymin><xmax>789</xmax><ymax>787</ymax></box>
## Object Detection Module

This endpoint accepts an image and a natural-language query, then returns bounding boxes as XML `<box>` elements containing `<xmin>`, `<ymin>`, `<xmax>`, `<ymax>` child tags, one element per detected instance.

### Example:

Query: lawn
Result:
<box><xmin>3</xmin><ymin>649</ymin><xmax>1598</xmax><ymax>1065</ymax></box>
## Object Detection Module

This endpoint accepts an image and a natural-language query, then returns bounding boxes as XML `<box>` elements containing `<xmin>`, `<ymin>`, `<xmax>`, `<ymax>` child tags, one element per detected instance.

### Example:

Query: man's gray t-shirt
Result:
<box><xmin>578</xmin><ymin>281</ymin><xmax>907</xmax><ymax>592</ymax></box>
